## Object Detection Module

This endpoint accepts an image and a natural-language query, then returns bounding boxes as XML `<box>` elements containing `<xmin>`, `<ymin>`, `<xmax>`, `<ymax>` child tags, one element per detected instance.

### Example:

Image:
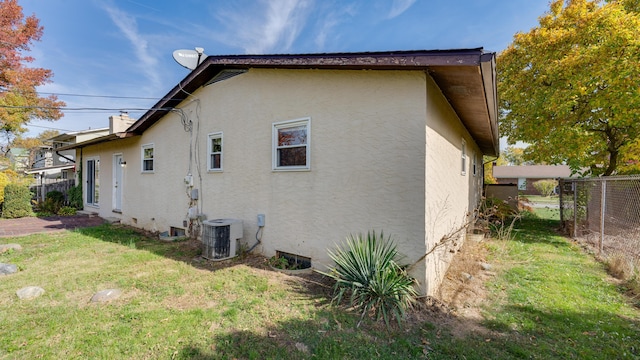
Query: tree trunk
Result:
<box><xmin>604</xmin><ymin>150</ymin><xmax>618</xmax><ymax>176</ymax></box>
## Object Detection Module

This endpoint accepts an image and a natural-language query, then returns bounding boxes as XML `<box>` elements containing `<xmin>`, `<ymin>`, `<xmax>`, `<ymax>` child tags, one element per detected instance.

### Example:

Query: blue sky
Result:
<box><xmin>19</xmin><ymin>0</ymin><xmax>552</xmax><ymax>137</ymax></box>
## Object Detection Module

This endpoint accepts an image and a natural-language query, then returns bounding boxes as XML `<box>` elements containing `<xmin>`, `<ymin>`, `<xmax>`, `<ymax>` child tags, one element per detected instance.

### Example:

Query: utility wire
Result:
<box><xmin>0</xmin><ymin>105</ymin><xmax>173</xmax><ymax>112</ymax></box>
<box><xmin>35</xmin><ymin>91</ymin><xmax>161</xmax><ymax>100</ymax></box>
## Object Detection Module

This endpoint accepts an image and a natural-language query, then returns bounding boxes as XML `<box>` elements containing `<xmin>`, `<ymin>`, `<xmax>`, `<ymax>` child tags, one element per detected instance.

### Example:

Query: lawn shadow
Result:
<box><xmin>175</xmin><ymin>316</ymin><xmax>427</xmax><ymax>359</ymax></box>
<box><xmin>483</xmin><ymin>304</ymin><xmax>640</xmax><ymax>358</ymax></box>
<box><xmin>38</xmin><ymin>215</ymin><xmax>106</xmax><ymax>230</ymax></box>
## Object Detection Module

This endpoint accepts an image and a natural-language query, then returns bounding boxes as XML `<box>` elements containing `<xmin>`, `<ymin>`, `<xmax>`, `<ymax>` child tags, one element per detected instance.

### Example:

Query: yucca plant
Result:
<box><xmin>320</xmin><ymin>231</ymin><xmax>418</xmax><ymax>328</ymax></box>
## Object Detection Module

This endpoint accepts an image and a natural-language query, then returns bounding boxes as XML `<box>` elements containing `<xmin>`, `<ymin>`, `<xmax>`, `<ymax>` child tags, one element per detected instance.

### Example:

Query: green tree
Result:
<box><xmin>503</xmin><ymin>146</ymin><xmax>532</xmax><ymax>166</ymax></box>
<box><xmin>498</xmin><ymin>0</ymin><xmax>640</xmax><ymax>176</ymax></box>
<box><xmin>0</xmin><ymin>0</ymin><xmax>64</xmax><ymax>155</ymax></box>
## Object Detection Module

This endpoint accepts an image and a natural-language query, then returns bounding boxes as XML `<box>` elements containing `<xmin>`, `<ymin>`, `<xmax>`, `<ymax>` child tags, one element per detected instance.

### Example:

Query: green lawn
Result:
<box><xmin>523</xmin><ymin>195</ymin><xmax>560</xmax><ymax>204</ymax></box>
<box><xmin>532</xmin><ymin>206</ymin><xmax>561</xmax><ymax>221</ymax></box>
<box><xmin>1</xmin><ymin>220</ymin><xmax>638</xmax><ymax>359</ymax></box>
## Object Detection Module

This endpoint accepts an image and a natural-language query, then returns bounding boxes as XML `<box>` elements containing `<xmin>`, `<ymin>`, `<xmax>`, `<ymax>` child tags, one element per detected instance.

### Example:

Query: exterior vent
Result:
<box><xmin>204</xmin><ymin>69</ymin><xmax>247</xmax><ymax>86</ymax></box>
<box><xmin>201</xmin><ymin>219</ymin><xmax>243</xmax><ymax>261</ymax></box>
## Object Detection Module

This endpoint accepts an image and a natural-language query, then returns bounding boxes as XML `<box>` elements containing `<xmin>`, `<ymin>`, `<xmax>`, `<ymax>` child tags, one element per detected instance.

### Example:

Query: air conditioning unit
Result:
<box><xmin>201</xmin><ymin>219</ymin><xmax>243</xmax><ymax>261</ymax></box>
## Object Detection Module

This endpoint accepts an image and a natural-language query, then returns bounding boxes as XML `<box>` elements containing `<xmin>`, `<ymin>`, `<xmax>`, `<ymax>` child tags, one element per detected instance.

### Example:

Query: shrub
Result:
<box><xmin>476</xmin><ymin>197</ymin><xmax>521</xmax><ymax>240</ymax></box>
<box><xmin>268</xmin><ymin>255</ymin><xmax>290</xmax><ymax>269</ymax></box>
<box><xmin>67</xmin><ymin>185</ymin><xmax>83</xmax><ymax>209</ymax></box>
<box><xmin>40</xmin><ymin>190</ymin><xmax>65</xmax><ymax>214</ymax></box>
<box><xmin>479</xmin><ymin>196</ymin><xmax>517</xmax><ymax>221</ymax></box>
<box><xmin>58</xmin><ymin>206</ymin><xmax>77</xmax><ymax>216</ymax></box>
<box><xmin>533</xmin><ymin>179</ymin><xmax>558</xmax><ymax>197</ymax></box>
<box><xmin>46</xmin><ymin>190</ymin><xmax>65</xmax><ymax>204</ymax></box>
<box><xmin>320</xmin><ymin>231</ymin><xmax>417</xmax><ymax>327</ymax></box>
<box><xmin>2</xmin><ymin>184</ymin><xmax>34</xmax><ymax>218</ymax></box>
<box><xmin>0</xmin><ymin>172</ymin><xmax>9</xmax><ymax>204</ymax></box>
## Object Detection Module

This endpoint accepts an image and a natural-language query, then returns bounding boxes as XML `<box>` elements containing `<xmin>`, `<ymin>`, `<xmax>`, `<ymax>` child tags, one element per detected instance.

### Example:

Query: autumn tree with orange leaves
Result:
<box><xmin>498</xmin><ymin>0</ymin><xmax>640</xmax><ymax>176</ymax></box>
<box><xmin>0</xmin><ymin>0</ymin><xmax>64</xmax><ymax>157</ymax></box>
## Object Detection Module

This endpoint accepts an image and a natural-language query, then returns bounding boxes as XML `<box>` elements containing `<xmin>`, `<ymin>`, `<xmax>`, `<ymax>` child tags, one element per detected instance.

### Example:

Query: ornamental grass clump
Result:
<box><xmin>321</xmin><ymin>231</ymin><xmax>417</xmax><ymax>328</ymax></box>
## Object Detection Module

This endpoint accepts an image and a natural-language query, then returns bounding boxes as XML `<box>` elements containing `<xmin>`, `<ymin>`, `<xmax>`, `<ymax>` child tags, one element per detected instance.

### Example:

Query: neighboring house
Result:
<box><xmin>59</xmin><ymin>49</ymin><xmax>499</xmax><ymax>296</ymax></box>
<box><xmin>32</xmin><ymin>145</ymin><xmax>54</xmax><ymax>169</ymax></box>
<box><xmin>492</xmin><ymin>165</ymin><xmax>573</xmax><ymax>195</ymax></box>
<box><xmin>6</xmin><ymin>148</ymin><xmax>30</xmax><ymax>171</ymax></box>
<box><xmin>26</xmin><ymin>127</ymin><xmax>118</xmax><ymax>202</ymax></box>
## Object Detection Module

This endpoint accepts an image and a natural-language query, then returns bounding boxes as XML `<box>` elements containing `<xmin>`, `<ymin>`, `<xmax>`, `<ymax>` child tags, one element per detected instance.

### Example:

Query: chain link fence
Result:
<box><xmin>559</xmin><ymin>176</ymin><xmax>640</xmax><ymax>268</ymax></box>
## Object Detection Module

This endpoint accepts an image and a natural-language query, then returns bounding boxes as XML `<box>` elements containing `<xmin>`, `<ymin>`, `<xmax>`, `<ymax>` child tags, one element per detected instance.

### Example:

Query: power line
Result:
<box><xmin>36</xmin><ymin>91</ymin><xmax>161</xmax><ymax>100</ymax></box>
<box><xmin>27</xmin><ymin>124</ymin><xmax>75</xmax><ymax>132</ymax></box>
<box><xmin>0</xmin><ymin>105</ymin><xmax>170</xmax><ymax>112</ymax></box>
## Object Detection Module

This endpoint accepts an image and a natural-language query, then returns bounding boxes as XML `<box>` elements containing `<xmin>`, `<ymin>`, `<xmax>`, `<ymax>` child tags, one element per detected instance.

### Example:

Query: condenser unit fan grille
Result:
<box><xmin>203</xmin><ymin>224</ymin><xmax>231</xmax><ymax>259</ymax></box>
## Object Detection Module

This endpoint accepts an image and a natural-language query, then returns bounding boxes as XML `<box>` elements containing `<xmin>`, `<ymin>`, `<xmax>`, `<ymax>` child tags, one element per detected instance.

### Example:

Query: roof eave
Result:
<box><xmin>127</xmin><ymin>49</ymin><xmax>499</xmax><ymax>155</ymax></box>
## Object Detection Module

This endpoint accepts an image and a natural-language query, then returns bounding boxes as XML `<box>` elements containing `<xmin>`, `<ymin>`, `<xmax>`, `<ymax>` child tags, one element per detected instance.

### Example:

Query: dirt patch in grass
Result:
<box><xmin>409</xmin><ymin>235</ymin><xmax>497</xmax><ymax>338</ymax></box>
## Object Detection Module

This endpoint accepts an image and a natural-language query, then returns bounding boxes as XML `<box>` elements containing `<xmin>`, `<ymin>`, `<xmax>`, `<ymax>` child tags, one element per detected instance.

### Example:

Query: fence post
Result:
<box><xmin>573</xmin><ymin>181</ymin><xmax>578</xmax><ymax>238</ymax></box>
<box><xmin>559</xmin><ymin>179</ymin><xmax>564</xmax><ymax>225</ymax></box>
<box><xmin>599</xmin><ymin>179</ymin><xmax>606</xmax><ymax>255</ymax></box>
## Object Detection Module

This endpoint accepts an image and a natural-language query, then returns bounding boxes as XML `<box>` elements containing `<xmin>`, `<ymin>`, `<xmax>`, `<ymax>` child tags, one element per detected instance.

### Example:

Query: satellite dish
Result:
<box><xmin>172</xmin><ymin>47</ymin><xmax>206</xmax><ymax>70</ymax></box>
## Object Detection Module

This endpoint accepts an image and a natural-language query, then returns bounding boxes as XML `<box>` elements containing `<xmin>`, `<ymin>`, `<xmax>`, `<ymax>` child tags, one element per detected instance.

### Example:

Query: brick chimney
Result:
<box><xmin>109</xmin><ymin>112</ymin><xmax>135</xmax><ymax>134</ymax></box>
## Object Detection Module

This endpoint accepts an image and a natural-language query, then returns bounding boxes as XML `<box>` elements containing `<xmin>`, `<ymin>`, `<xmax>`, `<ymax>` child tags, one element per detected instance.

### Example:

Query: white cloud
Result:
<box><xmin>313</xmin><ymin>3</ymin><xmax>357</xmax><ymax>50</ymax></box>
<box><xmin>387</xmin><ymin>0</ymin><xmax>416</xmax><ymax>19</ymax></box>
<box><xmin>102</xmin><ymin>4</ymin><xmax>161</xmax><ymax>88</ymax></box>
<box><xmin>214</xmin><ymin>0</ymin><xmax>313</xmax><ymax>54</ymax></box>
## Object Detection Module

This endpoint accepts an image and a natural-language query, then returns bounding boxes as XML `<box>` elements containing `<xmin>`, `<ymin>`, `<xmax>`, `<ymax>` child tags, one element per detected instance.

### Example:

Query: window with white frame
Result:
<box><xmin>273</xmin><ymin>118</ymin><xmax>310</xmax><ymax>170</ymax></box>
<box><xmin>208</xmin><ymin>132</ymin><xmax>223</xmax><ymax>171</ymax></box>
<box><xmin>141</xmin><ymin>144</ymin><xmax>154</xmax><ymax>172</ymax></box>
<box><xmin>461</xmin><ymin>139</ymin><xmax>467</xmax><ymax>176</ymax></box>
<box><xmin>86</xmin><ymin>157</ymin><xmax>99</xmax><ymax>206</ymax></box>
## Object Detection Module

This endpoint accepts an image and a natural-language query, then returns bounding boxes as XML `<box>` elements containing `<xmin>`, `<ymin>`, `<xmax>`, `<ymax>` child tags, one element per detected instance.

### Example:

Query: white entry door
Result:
<box><xmin>113</xmin><ymin>154</ymin><xmax>123</xmax><ymax>211</ymax></box>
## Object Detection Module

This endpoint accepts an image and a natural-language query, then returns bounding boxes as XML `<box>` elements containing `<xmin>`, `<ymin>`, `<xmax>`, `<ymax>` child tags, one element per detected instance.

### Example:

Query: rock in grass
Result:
<box><xmin>91</xmin><ymin>289</ymin><xmax>122</xmax><ymax>303</ymax></box>
<box><xmin>480</xmin><ymin>262</ymin><xmax>492</xmax><ymax>271</ymax></box>
<box><xmin>0</xmin><ymin>263</ymin><xmax>18</xmax><ymax>275</ymax></box>
<box><xmin>295</xmin><ymin>342</ymin><xmax>309</xmax><ymax>353</ymax></box>
<box><xmin>0</xmin><ymin>244</ymin><xmax>22</xmax><ymax>253</ymax></box>
<box><xmin>16</xmin><ymin>286</ymin><xmax>45</xmax><ymax>300</ymax></box>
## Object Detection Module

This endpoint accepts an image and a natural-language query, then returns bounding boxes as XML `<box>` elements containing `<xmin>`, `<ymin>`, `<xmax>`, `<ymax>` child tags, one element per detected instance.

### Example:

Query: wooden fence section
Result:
<box><xmin>30</xmin><ymin>179</ymin><xmax>76</xmax><ymax>203</ymax></box>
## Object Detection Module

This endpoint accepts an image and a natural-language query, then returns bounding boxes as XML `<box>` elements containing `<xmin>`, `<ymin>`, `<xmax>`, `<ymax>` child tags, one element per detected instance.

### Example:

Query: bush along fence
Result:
<box><xmin>559</xmin><ymin>176</ymin><xmax>640</xmax><ymax>265</ymax></box>
<box><xmin>30</xmin><ymin>179</ymin><xmax>75</xmax><ymax>203</ymax></box>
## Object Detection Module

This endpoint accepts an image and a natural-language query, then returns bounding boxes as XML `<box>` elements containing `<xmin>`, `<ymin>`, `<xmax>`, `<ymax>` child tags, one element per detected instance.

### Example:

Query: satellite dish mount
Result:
<box><xmin>172</xmin><ymin>47</ymin><xmax>206</xmax><ymax>70</ymax></box>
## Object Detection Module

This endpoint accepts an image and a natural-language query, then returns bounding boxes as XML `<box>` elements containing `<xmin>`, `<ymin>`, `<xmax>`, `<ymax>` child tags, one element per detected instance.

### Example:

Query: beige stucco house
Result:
<box><xmin>61</xmin><ymin>49</ymin><xmax>499</xmax><ymax>296</ymax></box>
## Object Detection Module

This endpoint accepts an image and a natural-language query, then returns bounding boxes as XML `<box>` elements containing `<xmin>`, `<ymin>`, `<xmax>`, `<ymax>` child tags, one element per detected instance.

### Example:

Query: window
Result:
<box><xmin>141</xmin><ymin>144</ymin><xmax>154</xmax><ymax>172</ymax></box>
<box><xmin>86</xmin><ymin>157</ymin><xmax>99</xmax><ymax>206</ymax></box>
<box><xmin>461</xmin><ymin>139</ymin><xmax>467</xmax><ymax>176</ymax></box>
<box><xmin>472</xmin><ymin>152</ymin><xmax>478</xmax><ymax>177</ymax></box>
<box><xmin>518</xmin><ymin>178</ymin><xmax>527</xmax><ymax>191</ymax></box>
<box><xmin>208</xmin><ymin>132</ymin><xmax>223</xmax><ymax>171</ymax></box>
<box><xmin>273</xmin><ymin>118</ymin><xmax>310</xmax><ymax>171</ymax></box>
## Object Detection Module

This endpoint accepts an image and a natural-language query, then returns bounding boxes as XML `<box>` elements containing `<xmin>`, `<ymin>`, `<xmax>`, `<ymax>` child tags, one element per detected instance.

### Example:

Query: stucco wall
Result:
<box><xmin>423</xmin><ymin>75</ymin><xmax>483</xmax><ymax>295</ymax></box>
<box><xmin>80</xmin><ymin>68</ymin><xmax>484</xmax><ymax>296</ymax></box>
